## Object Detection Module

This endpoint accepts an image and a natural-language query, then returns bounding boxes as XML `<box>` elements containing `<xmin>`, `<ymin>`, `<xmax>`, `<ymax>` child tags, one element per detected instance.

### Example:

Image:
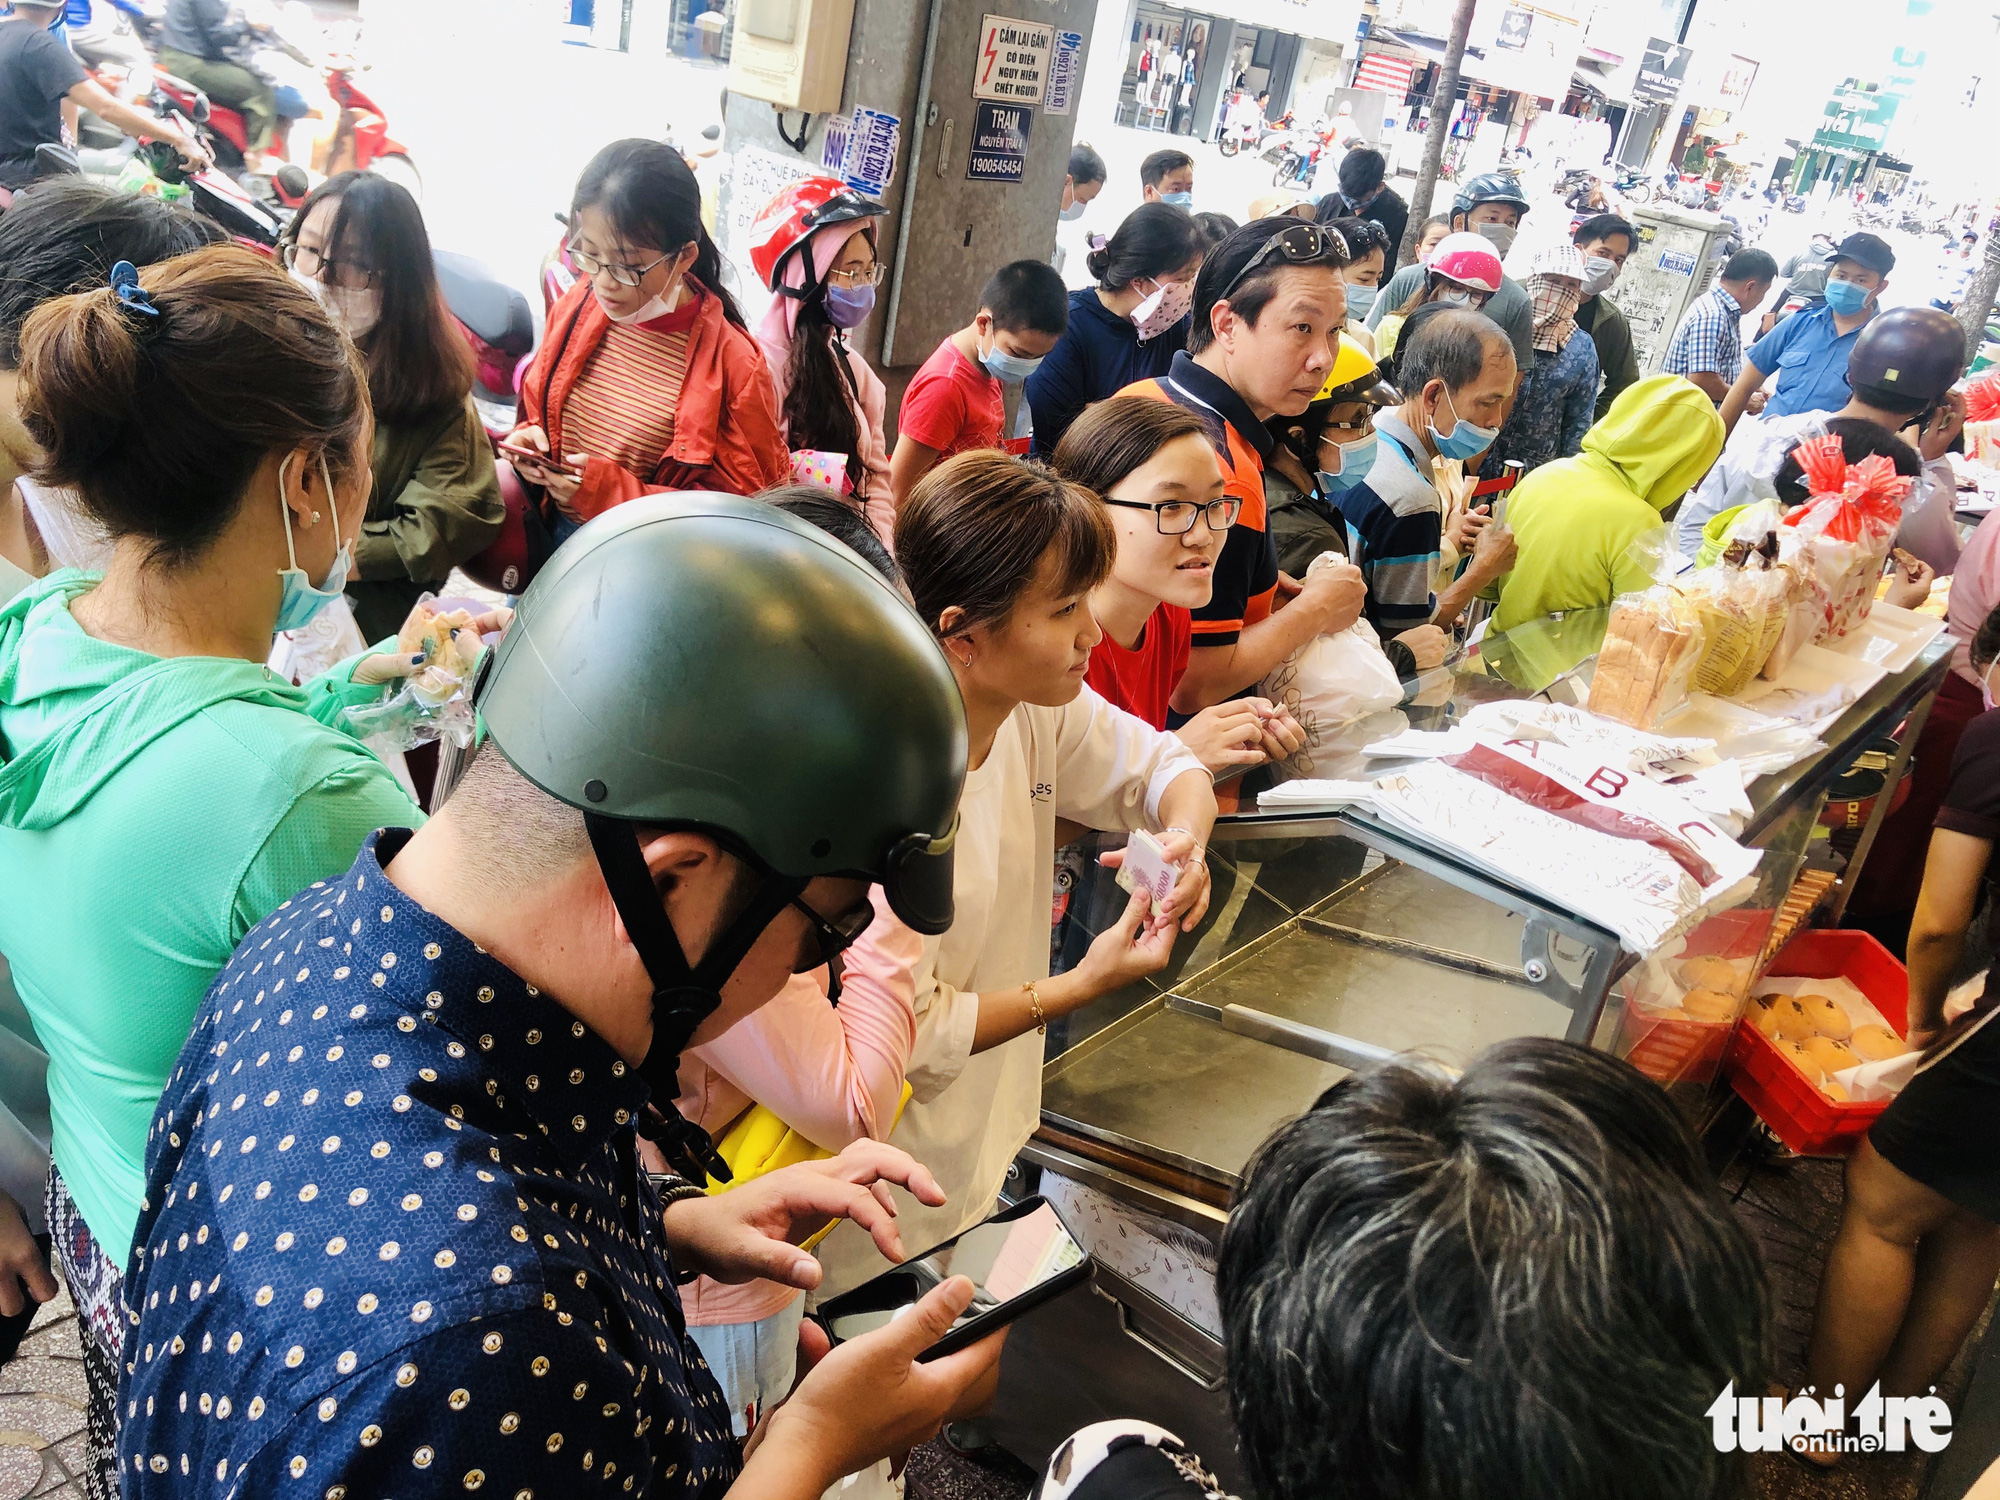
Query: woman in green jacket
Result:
<box><xmin>0</xmin><ymin>245</ymin><xmax>427</xmax><ymax>1491</ymax></box>
<box><xmin>282</xmin><ymin>171</ymin><xmax>503</xmax><ymax>640</ymax></box>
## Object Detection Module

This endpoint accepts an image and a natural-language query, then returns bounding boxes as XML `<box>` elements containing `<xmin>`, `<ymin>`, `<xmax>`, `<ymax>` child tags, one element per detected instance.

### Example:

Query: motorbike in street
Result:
<box><xmin>151</xmin><ymin>60</ymin><xmax>418</xmax><ymax>201</ymax></box>
<box><xmin>1609</xmin><ymin>165</ymin><xmax>1653</xmax><ymax>203</ymax></box>
<box><xmin>1264</xmin><ymin>126</ymin><xmax>1327</xmax><ymax>191</ymax></box>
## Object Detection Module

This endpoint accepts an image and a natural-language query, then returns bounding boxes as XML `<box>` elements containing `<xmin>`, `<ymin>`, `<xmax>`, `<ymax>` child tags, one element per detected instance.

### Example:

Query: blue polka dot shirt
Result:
<box><xmin>118</xmin><ymin>830</ymin><xmax>741</xmax><ymax>1500</ymax></box>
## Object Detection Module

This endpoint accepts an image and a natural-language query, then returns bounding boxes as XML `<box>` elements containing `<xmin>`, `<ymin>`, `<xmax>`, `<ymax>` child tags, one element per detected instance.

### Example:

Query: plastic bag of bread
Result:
<box><xmin>1781</xmin><ymin>435</ymin><xmax>1911</xmax><ymax>644</ymax></box>
<box><xmin>1687</xmin><ymin>503</ymin><xmax>1791</xmax><ymax>696</ymax></box>
<box><xmin>1587</xmin><ymin>584</ymin><xmax>1704</xmax><ymax>730</ymax></box>
<box><xmin>343</xmin><ymin>594</ymin><xmax>505</xmax><ymax>752</ymax></box>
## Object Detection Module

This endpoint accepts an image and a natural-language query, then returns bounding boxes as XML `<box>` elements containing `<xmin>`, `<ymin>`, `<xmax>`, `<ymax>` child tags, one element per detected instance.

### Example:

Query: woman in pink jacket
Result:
<box><xmin>668</xmin><ymin>490</ymin><xmax>919</xmax><ymax>1436</ymax></box>
<box><xmin>751</xmin><ymin>179</ymin><xmax>895</xmax><ymax>546</ymax></box>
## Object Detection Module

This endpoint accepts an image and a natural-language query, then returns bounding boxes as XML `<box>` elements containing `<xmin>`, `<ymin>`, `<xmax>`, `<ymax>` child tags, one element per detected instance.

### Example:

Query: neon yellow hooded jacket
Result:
<box><xmin>1491</xmin><ymin>375</ymin><xmax>1725</xmax><ymax>633</ymax></box>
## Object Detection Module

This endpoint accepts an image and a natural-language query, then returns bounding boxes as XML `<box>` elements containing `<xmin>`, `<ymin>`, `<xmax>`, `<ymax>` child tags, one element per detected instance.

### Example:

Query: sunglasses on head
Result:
<box><xmin>1217</xmin><ymin>222</ymin><xmax>1349</xmax><ymax>304</ymax></box>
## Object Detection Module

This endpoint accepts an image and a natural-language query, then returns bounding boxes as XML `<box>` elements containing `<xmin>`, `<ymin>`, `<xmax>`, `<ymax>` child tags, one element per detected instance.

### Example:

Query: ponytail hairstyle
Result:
<box><xmin>782</xmin><ymin>225</ymin><xmax>873</xmax><ymax>495</ymax></box>
<box><xmin>895</xmin><ymin>449</ymin><xmax>1114</xmax><ymax>639</ymax></box>
<box><xmin>287</xmin><ymin>170</ymin><xmax>474</xmax><ymax>425</ymax></box>
<box><xmin>17</xmin><ymin>244</ymin><xmax>370</xmax><ymax>567</ymax></box>
<box><xmin>1085</xmin><ymin>202</ymin><xmax>1203</xmax><ymax>292</ymax></box>
<box><xmin>571</xmin><ymin>138</ymin><xmax>745</xmax><ymax>329</ymax></box>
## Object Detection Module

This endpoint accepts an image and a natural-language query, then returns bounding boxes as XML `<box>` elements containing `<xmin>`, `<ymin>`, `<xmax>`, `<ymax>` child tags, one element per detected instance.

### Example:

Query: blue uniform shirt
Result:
<box><xmin>120</xmin><ymin>830</ymin><xmax>740</xmax><ymax>1500</ymax></box>
<box><xmin>1745</xmin><ymin>303</ymin><xmax>1865</xmax><ymax>419</ymax></box>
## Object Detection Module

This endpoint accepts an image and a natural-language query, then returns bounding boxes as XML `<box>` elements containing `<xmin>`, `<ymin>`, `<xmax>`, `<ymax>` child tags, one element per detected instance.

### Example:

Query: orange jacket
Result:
<box><xmin>517</xmin><ymin>281</ymin><xmax>791</xmax><ymax>519</ymax></box>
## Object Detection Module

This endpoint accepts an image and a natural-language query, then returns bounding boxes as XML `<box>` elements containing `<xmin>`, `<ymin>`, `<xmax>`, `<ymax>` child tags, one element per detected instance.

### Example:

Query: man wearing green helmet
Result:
<box><xmin>1365</xmin><ymin>172</ymin><xmax>1536</xmax><ymax>370</ymax></box>
<box><xmin>117</xmin><ymin>496</ymin><xmax>997</xmax><ymax>1500</ymax></box>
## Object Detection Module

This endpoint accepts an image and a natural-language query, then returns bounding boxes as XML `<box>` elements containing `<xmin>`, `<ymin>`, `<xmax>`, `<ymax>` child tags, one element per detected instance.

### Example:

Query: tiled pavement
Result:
<box><xmin>0</xmin><ymin>1279</ymin><xmax>90</xmax><ymax>1500</ymax></box>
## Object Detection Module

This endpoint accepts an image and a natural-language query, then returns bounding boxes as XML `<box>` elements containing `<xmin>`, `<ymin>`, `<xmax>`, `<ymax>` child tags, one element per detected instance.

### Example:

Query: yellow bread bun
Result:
<box><xmin>1820</xmin><ymin>1077</ymin><xmax>1850</xmax><ymax>1102</ymax></box>
<box><xmin>1677</xmin><ymin>956</ymin><xmax>1742</xmax><ymax>992</ymax></box>
<box><xmin>1776</xmin><ymin>1039</ymin><xmax>1824</xmax><ymax>1085</ymax></box>
<box><xmin>1682</xmin><ymin>988</ymin><xmax>1738</xmax><ymax>1023</ymax></box>
<box><xmin>1772</xmin><ymin>997</ymin><xmax>1818</xmax><ymax>1042</ymax></box>
<box><xmin>1802</xmin><ymin>1036</ymin><xmax>1859</xmax><ymax>1074</ymax></box>
<box><xmin>1851</xmin><ymin>1024</ymin><xmax>1909</xmax><ymax>1062</ymax></box>
<box><xmin>1751</xmin><ymin>1002</ymin><xmax>1782</xmax><ymax>1037</ymax></box>
<box><xmin>1799</xmin><ymin>994</ymin><xmax>1853</xmax><ymax>1041</ymax></box>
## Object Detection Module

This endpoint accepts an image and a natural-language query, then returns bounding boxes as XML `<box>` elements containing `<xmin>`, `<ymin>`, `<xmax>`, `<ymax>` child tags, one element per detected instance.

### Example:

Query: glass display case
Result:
<box><xmin>981</xmin><ymin>614</ymin><xmax>1954</xmax><ymax>1485</ymax></box>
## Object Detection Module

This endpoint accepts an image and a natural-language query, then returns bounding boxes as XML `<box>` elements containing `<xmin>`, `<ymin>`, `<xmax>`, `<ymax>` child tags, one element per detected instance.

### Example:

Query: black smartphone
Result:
<box><xmin>811</xmin><ymin>1195</ymin><xmax>1091</xmax><ymax>1362</ymax></box>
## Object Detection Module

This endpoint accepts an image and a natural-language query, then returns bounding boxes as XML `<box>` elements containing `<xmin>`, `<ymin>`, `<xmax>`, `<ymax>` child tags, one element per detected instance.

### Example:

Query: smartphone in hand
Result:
<box><xmin>496</xmin><ymin>440</ymin><xmax>579</xmax><ymax>476</ymax></box>
<box><xmin>811</xmin><ymin>1196</ymin><xmax>1091</xmax><ymax>1362</ymax></box>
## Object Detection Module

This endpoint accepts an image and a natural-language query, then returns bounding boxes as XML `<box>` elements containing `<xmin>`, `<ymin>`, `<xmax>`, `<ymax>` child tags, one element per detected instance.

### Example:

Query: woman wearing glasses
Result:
<box><xmin>749</xmin><ymin>179</ymin><xmax>897</xmax><ymax>545</ymax></box>
<box><xmin>509</xmin><ymin>139</ymin><xmax>788</xmax><ymax>541</ymax></box>
<box><xmin>1049</xmin><ymin>396</ymin><xmax>1304</xmax><ymax>775</ymax></box>
<box><xmin>812</xmin><ymin>449</ymin><xmax>1216</xmax><ymax>1333</ymax></box>
<box><xmin>283</xmin><ymin>172</ymin><xmax>503</xmax><ymax>640</ymax></box>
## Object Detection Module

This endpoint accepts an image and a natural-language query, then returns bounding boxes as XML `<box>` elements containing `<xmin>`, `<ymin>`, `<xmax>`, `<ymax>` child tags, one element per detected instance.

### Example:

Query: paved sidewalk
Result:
<box><xmin>0</xmin><ymin>1279</ymin><xmax>90</xmax><ymax>1500</ymax></box>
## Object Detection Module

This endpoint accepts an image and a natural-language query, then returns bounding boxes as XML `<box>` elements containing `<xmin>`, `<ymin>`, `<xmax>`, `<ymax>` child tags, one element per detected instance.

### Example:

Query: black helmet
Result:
<box><xmin>1847</xmin><ymin>306</ymin><xmax>1965</xmax><ymax>405</ymax></box>
<box><xmin>1452</xmin><ymin>171</ymin><xmax>1531</xmax><ymax>221</ymax></box>
<box><xmin>476</xmin><ymin>495</ymin><xmax>966</xmax><ymax>1172</ymax></box>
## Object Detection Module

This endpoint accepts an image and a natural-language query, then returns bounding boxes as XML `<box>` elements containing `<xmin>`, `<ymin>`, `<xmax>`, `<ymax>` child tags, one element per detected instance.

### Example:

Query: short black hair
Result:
<box><xmin>1974</xmin><ymin>600</ymin><xmax>2000</xmax><ymax>672</ymax></box>
<box><xmin>1572</xmin><ymin>213</ymin><xmax>1636</xmax><ymax>253</ymax></box>
<box><xmin>1219</xmin><ymin>1038</ymin><xmax>1769</xmax><ymax>1500</ymax></box>
<box><xmin>1187</xmin><ymin>219</ymin><xmax>1347</xmax><ymax>355</ymax></box>
<box><xmin>1722</xmin><ymin>247</ymin><xmax>1779</xmax><ymax>284</ymax></box>
<box><xmin>1394</xmin><ymin>305</ymin><xmax>1511</xmax><ymax>397</ymax></box>
<box><xmin>1849</xmin><ymin>382</ymin><xmax>1935</xmax><ymax>420</ymax></box>
<box><xmin>1774</xmin><ymin>417</ymin><xmax>1921</xmax><ymax>504</ymax></box>
<box><xmin>1336</xmin><ymin>146</ymin><xmax>1387</xmax><ymax>201</ymax></box>
<box><xmin>0</xmin><ymin>179</ymin><xmax>224</xmax><ymax>369</ymax></box>
<box><xmin>758</xmin><ymin>486</ymin><xmax>898</xmax><ymax>585</ymax></box>
<box><xmin>979</xmin><ymin>259</ymin><xmax>1069</xmax><ymax>336</ymax></box>
<box><xmin>1067</xmin><ymin>142</ymin><xmax>1106</xmax><ymax>189</ymax></box>
<box><xmin>1190</xmin><ymin>211</ymin><xmax>1237</xmax><ymax>251</ymax></box>
<box><xmin>1139</xmin><ymin>149</ymin><xmax>1194</xmax><ymax>190</ymax></box>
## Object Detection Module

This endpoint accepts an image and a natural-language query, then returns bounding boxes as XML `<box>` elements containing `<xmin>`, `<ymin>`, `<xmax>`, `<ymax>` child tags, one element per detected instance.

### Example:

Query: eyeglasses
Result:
<box><xmin>566</xmin><ymin>238</ymin><xmax>674</xmax><ymax>289</ymax></box>
<box><xmin>281</xmin><ymin>241</ymin><xmax>376</xmax><ymax>290</ymax></box>
<box><xmin>826</xmin><ymin>263</ymin><xmax>885</xmax><ymax>288</ymax></box>
<box><xmin>1218</xmin><ymin>222</ymin><xmax>1349</xmax><ymax>304</ymax></box>
<box><xmin>789</xmin><ymin>892</ymin><xmax>875</xmax><ymax>973</ymax></box>
<box><xmin>1102</xmin><ymin>495</ymin><xmax>1243</xmax><ymax>535</ymax></box>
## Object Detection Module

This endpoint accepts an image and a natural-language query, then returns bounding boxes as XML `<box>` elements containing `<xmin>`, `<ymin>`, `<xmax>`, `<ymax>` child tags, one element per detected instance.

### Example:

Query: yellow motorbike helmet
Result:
<box><xmin>1314</xmin><ymin>332</ymin><xmax>1400</xmax><ymax>409</ymax></box>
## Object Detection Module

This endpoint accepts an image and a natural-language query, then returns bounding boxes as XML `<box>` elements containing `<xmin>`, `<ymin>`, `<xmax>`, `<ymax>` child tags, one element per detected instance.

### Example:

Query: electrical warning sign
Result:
<box><xmin>973</xmin><ymin>15</ymin><xmax>1053</xmax><ymax>105</ymax></box>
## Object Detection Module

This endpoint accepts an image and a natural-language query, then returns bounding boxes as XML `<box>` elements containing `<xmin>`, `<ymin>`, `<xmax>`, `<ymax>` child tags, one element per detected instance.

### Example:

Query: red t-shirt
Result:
<box><xmin>898</xmin><ymin>338</ymin><xmax>1004</xmax><ymax>458</ymax></box>
<box><xmin>1085</xmin><ymin>603</ymin><xmax>1192</xmax><ymax>729</ymax></box>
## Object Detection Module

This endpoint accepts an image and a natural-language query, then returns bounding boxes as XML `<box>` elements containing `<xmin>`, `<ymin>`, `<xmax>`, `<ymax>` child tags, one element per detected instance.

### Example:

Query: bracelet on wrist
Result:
<box><xmin>1022</xmin><ymin>980</ymin><xmax>1047</xmax><ymax>1034</ymax></box>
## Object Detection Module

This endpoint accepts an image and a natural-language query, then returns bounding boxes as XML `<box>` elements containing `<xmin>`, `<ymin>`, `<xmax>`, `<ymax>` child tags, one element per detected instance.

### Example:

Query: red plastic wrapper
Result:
<box><xmin>1967</xmin><ymin>373</ymin><xmax>2000</xmax><ymax>425</ymax></box>
<box><xmin>1781</xmin><ymin>435</ymin><xmax>1911</xmax><ymax>640</ymax></box>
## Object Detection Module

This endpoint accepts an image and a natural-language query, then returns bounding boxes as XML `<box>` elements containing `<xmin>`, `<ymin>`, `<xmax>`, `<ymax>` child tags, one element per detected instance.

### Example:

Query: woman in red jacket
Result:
<box><xmin>510</xmin><ymin>139</ymin><xmax>789</xmax><ymax>540</ymax></box>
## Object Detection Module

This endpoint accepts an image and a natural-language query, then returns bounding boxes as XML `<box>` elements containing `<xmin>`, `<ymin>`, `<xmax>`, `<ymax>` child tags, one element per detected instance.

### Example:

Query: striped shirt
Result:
<box><xmin>562</xmin><ymin>299</ymin><xmax>699</xmax><ymax>477</ymax></box>
<box><xmin>1342</xmin><ymin>411</ymin><xmax>1443</xmax><ymax>635</ymax></box>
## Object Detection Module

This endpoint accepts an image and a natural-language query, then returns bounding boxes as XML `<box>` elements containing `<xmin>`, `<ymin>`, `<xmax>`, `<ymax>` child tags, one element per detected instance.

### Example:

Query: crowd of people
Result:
<box><xmin>2</xmin><ymin>21</ymin><xmax>2000</xmax><ymax>1491</ymax></box>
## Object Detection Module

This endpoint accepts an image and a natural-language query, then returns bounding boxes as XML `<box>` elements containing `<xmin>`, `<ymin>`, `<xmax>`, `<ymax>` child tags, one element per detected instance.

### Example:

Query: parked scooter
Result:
<box><xmin>1609</xmin><ymin>165</ymin><xmax>1653</xmax><ymax>203</ymax></box>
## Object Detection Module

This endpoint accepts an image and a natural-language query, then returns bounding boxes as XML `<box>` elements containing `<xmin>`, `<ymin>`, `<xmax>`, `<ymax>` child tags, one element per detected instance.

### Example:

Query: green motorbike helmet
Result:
<box><xmin>476</xmin><ymin>494</ymin><xmax>966</xmax><ymax>1171</ymax></box>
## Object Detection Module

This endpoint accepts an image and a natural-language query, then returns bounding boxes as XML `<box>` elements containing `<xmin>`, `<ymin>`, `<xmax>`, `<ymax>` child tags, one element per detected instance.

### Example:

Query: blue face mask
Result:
<box><xmin>1427</xmin><ymin>389</ymin><xmax>1499</xmax><ymax>462</ymax></box>
<box><xmin>1823</xmin><ymin>277</ymin><xmax>1871</xmax><ymax>316</ymax></box>
<box><xmin>1345</xmin><ymin>284</ymin><xmax>1378</xmax><ymax>321</ymax></box>
<box><xmin>1316</xmin><ymin>432</ymin><xmax>1377</xmax><ymax>494</ymax></box>
<box><xmin>275</xmin><ymin>454</ymin><xmax>351</xmax><ymax>633</ymax></box>
<box><xmin>823</xmin><ymin>282</ymin><xmax>876</xmax><ymax>329</ymax></box>
<box><xmin>979</xmin><ymin>333</ymin><xmax>1042</xmax><ymax>384</ymax></box>
<box><xmin>1159</xmin><ymin>190</ymin><xmax>1194</xmax><ymax>209</ymax></box>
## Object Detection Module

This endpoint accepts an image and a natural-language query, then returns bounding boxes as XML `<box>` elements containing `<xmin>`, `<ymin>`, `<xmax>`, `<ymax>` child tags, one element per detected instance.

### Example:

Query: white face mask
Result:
<box><xmin>1581</xmin><ymin>255</ymin><xmax>1619</xmax><ymax>296</ymax></box>
<box><xmin>290</xmin><ymin>266</ymin><xmax>382</xmax><ymax>339</ymax></box>
<box><xmin>599</xmin><ymin>275</ymin><xmax>684</xmax><ymax>325</ymax></box>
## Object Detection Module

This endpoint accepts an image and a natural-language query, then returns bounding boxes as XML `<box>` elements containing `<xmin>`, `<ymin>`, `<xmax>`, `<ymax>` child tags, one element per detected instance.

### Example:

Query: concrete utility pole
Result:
<box><xmin>1955</xmin><ymin>232</ymin><xmax>2000</xmax><ymax>374</ymax></box>
<box><xmin>1399</xmin><ymin>0</ymin><xmax>1478</xmax><ymax>264</ymax></box>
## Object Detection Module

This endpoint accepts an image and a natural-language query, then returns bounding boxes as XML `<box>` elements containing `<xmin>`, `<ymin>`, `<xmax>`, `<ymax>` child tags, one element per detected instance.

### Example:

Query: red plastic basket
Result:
<box><xmin>1617</xmin><ymin>907</ymin><xmax>1781</xmax><ymax>1086</ymax></box>
<box><xmin>1724</xmin><ymin>930</ymin><xmax>1909</xmax><ymax>1156</ymax></box>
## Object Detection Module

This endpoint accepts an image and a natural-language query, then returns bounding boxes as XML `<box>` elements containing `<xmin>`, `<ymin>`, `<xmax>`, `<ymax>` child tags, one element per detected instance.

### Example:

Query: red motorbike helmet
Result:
<box><xmin>749</xmin><ymin>177</ymin><xmax>887</xmax><ymax>299</ymax></box>
<box><xmin>461</xmin><ymin>460</ymin><xmax>545</xmax><ymax>596</ymax></box>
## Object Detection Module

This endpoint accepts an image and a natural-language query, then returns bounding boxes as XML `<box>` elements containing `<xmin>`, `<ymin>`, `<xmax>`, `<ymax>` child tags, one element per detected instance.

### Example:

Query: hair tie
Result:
<box><xmin>1087</xmin><ymin>233</ymin><xmax>1108</xmax><ymax>253</ymax></box>
<box><xmin>109</xmin><ymin>260</ymin><xmax>159</xmax><ymax>319</ymax></box>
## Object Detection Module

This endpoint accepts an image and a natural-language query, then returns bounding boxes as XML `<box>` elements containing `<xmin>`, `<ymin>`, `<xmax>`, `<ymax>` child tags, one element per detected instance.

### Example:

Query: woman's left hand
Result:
<box><xmin>537</xmin><ymin>456</ymin><xmax>587</xmax><ymax>513</ymax></box>
<box><xmin>1884</xmin><ymin>551</ymin><xmax>1935</xmax><ymax>610</ymax></box>
<box><xmin>1149</xmin><ymin>827</ymin><xmax>1212</xmax><ymax>933</ymax></box>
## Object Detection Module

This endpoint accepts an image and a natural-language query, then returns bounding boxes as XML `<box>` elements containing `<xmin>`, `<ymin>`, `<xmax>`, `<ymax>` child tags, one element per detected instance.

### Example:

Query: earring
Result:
<box><xmin>311</xmin><ymin>511</ymin><xmax>322</xmax><ymax>524</ymax></box>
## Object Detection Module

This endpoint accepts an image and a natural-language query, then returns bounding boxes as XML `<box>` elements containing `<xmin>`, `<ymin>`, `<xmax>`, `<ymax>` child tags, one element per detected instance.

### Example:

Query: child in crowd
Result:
<box><xmin>1412</xmin><ymin>214</ymin><xmax>1451</xmax><ymax>265</ymax></box>
<box><xmin>888</xmin><ymin>259</ymin><xmax>1068</xmax><ymax>509</ymax></box>
<box><xmin>1140</xmin><ymin>149</ymin><xmax>1195</xmax><ymax>208</ymax></box>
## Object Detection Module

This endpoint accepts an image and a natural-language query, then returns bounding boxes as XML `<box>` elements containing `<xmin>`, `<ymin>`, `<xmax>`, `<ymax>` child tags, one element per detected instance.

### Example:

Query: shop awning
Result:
<box><xmin>1354</xmin><ymin>51</ymin><xmax>1416</xmax><ymax>94</ymax></box>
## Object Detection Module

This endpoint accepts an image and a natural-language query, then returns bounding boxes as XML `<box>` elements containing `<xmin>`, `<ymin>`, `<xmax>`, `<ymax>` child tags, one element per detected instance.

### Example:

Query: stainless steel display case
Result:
<box><xmin>985</xmin><ymin>615</ymin><xmax>1954</xmax><ymax>1481</ymax></box>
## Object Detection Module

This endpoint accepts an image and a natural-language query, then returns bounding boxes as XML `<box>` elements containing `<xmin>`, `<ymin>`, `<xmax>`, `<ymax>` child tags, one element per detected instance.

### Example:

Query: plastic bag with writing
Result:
<box><xmin>1687</xmin><ymin>500</ymin><xmax>1791</xmax><ymax>696</ymax></box>
<box><xmin>1587</xmin><ymin>584</ymin><xmax>1704</xmax><ymax>730</ymax></box>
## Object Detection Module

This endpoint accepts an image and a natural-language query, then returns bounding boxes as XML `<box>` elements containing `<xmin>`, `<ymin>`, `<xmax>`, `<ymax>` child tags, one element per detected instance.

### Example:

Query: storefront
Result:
<box><xmin>1101</xmin><ymin>0</ymin><xmax>1363</xmax><ymax>138</ymax></box>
